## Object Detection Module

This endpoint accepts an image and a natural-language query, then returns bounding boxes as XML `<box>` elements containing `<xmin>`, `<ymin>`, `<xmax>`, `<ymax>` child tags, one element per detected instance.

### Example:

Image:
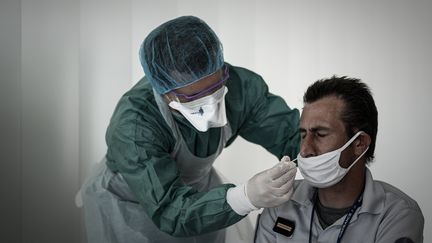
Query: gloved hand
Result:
<box><xmin>246</xmin><ymin>156</ymin><xmax>297</xmax><ymax>208</ymax></box>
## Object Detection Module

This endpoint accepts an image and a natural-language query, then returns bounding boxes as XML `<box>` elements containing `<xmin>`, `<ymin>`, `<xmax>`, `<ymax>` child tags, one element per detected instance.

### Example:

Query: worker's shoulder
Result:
<box><xmin>118</xmin><ymin>77</ymin><xmax>156</xmax><ymax>109</ymax></box>
<box><xmin>122</xmin><ymin>77</ymin><xmax>155</xmax><ymax>106</ymax></box>
<box><xmin>375</xmin><ymin>180</ymin><xmax>422</xmax><ymax>211</ymax></box>
<box><xmin>227</xmin><ymin>63</ymin><xmax>262</xmax><ymax>79</ymax></box>
<box><xmin>110</xmin><ymin>77</ymin><xmax>161</xmax><ymax>126</ymax></box>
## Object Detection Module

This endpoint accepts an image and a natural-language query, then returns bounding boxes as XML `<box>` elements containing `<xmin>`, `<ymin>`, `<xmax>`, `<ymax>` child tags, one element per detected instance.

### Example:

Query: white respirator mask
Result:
<box><xmin>168</xmin><ymin>86</ymin><xmax>228</xmax><ymax>132</ymax></box>
<box><xmin>298</xmin><ymin>131</ymin><xmax>369</xmax><ymax>188</ymax></box>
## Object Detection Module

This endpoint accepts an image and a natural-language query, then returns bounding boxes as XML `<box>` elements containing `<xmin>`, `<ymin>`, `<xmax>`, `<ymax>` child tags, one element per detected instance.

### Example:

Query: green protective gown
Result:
<box><xmin>105</xmin><ymin>63</ymin><xmax>300</xmax><ymax>237</ymax></box>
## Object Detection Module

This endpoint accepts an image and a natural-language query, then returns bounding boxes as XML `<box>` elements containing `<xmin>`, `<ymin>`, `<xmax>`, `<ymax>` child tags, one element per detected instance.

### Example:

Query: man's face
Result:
<box><xmin>299</xmin><ymin>95</ymin><xmax>355</xmax><ymax>168</ymax></box>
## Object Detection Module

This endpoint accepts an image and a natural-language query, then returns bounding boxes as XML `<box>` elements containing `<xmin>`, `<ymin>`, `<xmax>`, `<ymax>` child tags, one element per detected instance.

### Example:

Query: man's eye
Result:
<box><xmin>316</xmin><ymin>133</ymin><xmax>326</xmax><ymax>137</ymax></box>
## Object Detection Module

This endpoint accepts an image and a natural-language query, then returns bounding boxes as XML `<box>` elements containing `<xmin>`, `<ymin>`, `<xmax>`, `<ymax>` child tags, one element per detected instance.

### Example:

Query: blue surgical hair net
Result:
<box><xmin>139</xmin><ymin>16</ymin><xmax>224</xmax><ymax>94</ymax></box>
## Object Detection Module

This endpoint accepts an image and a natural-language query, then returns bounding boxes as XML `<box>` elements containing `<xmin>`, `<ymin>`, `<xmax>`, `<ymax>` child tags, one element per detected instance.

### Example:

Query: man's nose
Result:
<box><xmin>300</xmin><ymin>135</ymin><xmax>316</xmax><ymax>158</ymax></box>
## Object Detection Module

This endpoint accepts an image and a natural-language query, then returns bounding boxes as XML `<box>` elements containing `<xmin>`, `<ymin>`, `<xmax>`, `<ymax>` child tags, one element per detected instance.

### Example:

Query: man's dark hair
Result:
<box><xmin>303</xmin><ymin>75</ymin><xmax>378</xmax><ymax>163</ymax></box>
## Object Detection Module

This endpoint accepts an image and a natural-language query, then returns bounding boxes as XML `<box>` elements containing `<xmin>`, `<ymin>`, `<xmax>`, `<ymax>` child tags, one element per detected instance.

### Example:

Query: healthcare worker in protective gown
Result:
<box><xmin>80</xmin><ymin>15</ymin><xmax>299</xmax><ymax>243</ymax></box>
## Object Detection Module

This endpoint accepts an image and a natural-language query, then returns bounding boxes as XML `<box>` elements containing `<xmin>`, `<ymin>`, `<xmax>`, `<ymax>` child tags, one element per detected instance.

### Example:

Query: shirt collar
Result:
<box><xmin>291</xmin><ymin>168</ymin><xmax>385</xmax><ymax>215</ymax></box>
<box><xmin>291</xmin><ymin>178</ymin><xmax>315</xmax><ymax>207</ymax></box>
<box><xmin>358</xmin><ymin>167</ymin><xmax>385</xmax><ymax>215</ymax></box>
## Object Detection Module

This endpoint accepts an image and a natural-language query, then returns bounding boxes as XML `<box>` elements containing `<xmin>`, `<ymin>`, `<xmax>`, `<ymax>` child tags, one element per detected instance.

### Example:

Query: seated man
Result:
<box><xmin>255</xmin><ymin>76</ymin><xmax>424</xmax><ymax>243</ymax></box>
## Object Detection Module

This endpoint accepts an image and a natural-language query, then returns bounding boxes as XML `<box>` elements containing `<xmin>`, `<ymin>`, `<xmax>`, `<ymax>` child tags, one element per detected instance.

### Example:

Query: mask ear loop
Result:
<box><xmin>344</xmin><ymin>146</ymin><xmax>369</xmax><ymax>171</ymax></box>
<box><xmin>339</xmin><ymin>131</ymin><xmax>364</xmax><ymax>152</ymax></box>
<box><xmin>339</xmin><ymin>131</ymin><xmax>368</xmax><ymax>170</ymax></box>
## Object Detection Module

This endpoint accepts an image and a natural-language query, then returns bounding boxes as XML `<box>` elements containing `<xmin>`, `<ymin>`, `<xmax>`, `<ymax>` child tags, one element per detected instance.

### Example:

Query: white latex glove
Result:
<box><xmin>226</xmin><ymin>156</ymin><xmax>297</xmax><ymax>215</ymax></box>
<box><xmin>246</xmin><ymin>156</ymin><xmax>297</xmax><ymax>208</ymax></box>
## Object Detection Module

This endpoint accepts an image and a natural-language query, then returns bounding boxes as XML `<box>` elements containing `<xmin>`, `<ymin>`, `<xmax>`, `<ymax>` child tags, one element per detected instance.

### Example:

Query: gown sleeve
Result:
<box><xmin>228</xmin><ymin>66</ymin><xmax>300</xmax><ymax>160</ymax></box>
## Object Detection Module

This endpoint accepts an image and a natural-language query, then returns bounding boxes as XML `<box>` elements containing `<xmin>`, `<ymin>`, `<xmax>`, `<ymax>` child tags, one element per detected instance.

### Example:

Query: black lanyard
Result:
<box><xmin>308</xmin><ymin>184</ymin><xmax>365</xmax><ymax>243</ymax></box>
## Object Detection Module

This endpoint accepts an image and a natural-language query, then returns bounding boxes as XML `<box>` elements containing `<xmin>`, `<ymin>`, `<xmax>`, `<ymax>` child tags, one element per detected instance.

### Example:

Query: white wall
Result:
<box><xmin>1</xmin><ymin>0</ymin><xmax>133</xmax><ymax>242</ymax></box>
<box><xmin>0</xmin><ymin>0</ymin><xmax>22</xmax><ymax>242</ymax></box>
<box><xmin>20</xmin><ymin>0</ymin><xmax>80</xmax><ymax>242</ymax></box>
<box><xmin>2</xmin><ymin>0</ymin><xmax>431</xmax><ymax>242</ymax></box>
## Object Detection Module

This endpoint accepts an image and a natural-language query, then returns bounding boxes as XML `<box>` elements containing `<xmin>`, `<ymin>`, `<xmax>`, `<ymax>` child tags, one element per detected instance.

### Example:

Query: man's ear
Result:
<box><xmin>354</xmin><ymin>132</ymin><xmax>371</xmax><ymax>156</ymax></box>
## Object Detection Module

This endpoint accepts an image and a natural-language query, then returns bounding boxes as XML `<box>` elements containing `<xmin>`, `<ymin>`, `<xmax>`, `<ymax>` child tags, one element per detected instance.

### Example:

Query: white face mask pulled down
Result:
<box><xmin>168</xmin><ymin>86</ymin><xmax>228</xmax><ymax>132</ymax></box>
<box><xmin>298</xmin><ymin>131</ymin><xmax>369</xmax><ymax>188</ymax></box>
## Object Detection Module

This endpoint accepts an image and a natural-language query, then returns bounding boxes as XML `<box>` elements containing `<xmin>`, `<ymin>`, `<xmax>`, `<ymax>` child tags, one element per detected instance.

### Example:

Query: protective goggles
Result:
<box><xmin>170</xmin><ymin>65</ymin><xmax>229</xmax><ymax>102</ymax></box>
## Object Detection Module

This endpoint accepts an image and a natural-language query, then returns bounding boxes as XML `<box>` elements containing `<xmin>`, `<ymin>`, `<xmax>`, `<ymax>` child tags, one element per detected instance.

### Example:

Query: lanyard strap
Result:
<box><xmin>336</xmin><ymin>192</ymin><xmax>363</xmax><ymax>243</ymax></box>
<box><xmin>308</xmin><ymin>181</ymin><xmax>365</xmax><ymax>243</ymax></box>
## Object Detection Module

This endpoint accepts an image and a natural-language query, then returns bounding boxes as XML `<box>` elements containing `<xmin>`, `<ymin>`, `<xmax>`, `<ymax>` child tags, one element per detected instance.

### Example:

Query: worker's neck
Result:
<box><xmin>317</xmin><ymin>166</ymin><xmax>365</xmax><ymax>209</ymax></box>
